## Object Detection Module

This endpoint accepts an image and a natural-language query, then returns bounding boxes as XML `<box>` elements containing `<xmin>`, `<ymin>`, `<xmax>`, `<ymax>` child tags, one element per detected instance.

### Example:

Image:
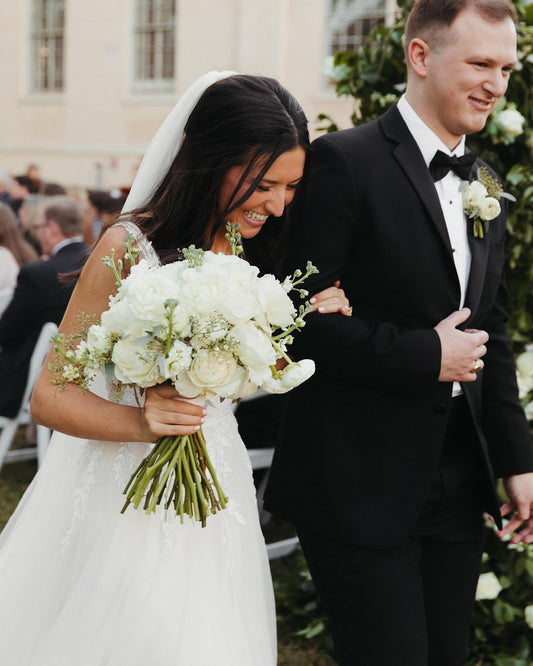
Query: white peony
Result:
<box><xmin>496</xmin><ymin>108</ymin><xmax>526</xmax><ymax>137</ymax></box>
<box><xmin>101</xmin><ymin>299</ymin><xmax>140</xmax><ymax>337</ymax></box>
<box><xmin>173</xmin><ymin>348</ymin><xmax>245</xmax><ymax>398</ymax></box>
<box><xmin>475</xmin><ymin>572</ymin><xmax>502</xmax><ymax>600</ymax></box>
<box><xmin>525</xmin><ymin>605</ymin><xmax>533</xmax><ymax>629</ymax></box>
<box><xmin>256</xmin><ymin>273</ymin><xmax>297</xmax><ymax>329</ymax></box>
<box><xmin>125</xmin><ymin>270</ymin><xmax>179</xmax><ymax>326</ymax></box>
<box><xmin>462</xmin><ymin>180</ymin><xmax>488</xmax><ymax>210</ymax></box>
<box><xmin>179</xmin><ymin>252</ymin><xmax>262</xmax><ymax>324</ymax></box>
<box><xmin>111</xmin><ymin>338</ymin><xmax>163</xmax><ymax>387</ymax></box>
<box><xmin>477</xmin><ymin>196</ymin><xmax>501</xmax><ymax>222</ymax></box>
<box><xmin>230</xmin><ymin>322</ymin><xmax>277</xmax><ymax>372</ymax></box>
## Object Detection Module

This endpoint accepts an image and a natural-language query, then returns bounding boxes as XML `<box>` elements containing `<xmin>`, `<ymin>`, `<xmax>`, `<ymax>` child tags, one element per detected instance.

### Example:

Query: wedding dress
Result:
<box><xmin>0</xmin><ymin>221</ymin><xmax>277</xmax><ymax>666</ymax></box>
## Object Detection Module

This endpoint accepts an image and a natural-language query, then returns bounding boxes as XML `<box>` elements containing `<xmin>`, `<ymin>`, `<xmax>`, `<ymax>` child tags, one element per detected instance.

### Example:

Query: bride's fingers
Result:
<box><xmin>311</xmin><ymin>297</ymin><xmax>352</xmax><ymax>314</ymax></box>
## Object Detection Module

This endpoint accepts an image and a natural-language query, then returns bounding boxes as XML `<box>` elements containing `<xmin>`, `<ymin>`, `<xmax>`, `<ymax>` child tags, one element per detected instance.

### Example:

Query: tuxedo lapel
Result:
<box><xmin>379</xmin><ymin>106</ymin><xmax>454</xmax><ymax>256</ymax></box>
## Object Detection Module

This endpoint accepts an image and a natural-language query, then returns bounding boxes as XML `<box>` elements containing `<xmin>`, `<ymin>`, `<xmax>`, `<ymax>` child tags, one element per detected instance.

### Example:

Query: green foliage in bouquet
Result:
<box><xmin>320</xmin><ymin>0</ymin><xmax>533</xmax><ymax>345</ymax></box>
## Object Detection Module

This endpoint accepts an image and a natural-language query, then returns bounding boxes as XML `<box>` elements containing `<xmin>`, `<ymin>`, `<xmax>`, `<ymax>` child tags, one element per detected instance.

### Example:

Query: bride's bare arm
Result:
<box><xmin>30</xmin><ymin>226</ymin><xmax>205</xmax><ymax>442</ymax></box>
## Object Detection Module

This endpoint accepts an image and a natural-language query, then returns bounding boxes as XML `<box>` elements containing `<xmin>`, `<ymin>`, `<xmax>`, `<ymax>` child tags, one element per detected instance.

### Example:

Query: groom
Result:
<box><xmin>264</xmin><ymin>1</ymin><xmax>533</xmax><ymax>664</ymax></box>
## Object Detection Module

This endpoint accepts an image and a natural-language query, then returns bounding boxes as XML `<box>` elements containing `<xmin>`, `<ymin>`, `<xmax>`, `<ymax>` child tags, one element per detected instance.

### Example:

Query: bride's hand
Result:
<box><xmin>310</xmin><ymin>281</ymin><xmax>352</xmax><ymax>316</ymax></box>
<box><xmin>141</xmin><ymin>384</ymin><xmax>206</xmax><ymax>441</ymax></box>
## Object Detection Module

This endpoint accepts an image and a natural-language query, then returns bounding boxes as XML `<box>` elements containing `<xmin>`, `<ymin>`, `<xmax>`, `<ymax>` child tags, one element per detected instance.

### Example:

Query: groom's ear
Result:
<box><xmin>407</xmin><ymin>38</ymin><xmax>431</xmax><ymax>78</ymax></box>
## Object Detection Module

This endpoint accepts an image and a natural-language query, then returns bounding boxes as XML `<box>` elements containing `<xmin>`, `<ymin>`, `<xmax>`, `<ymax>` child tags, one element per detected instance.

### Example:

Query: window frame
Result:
<box><xmin>131</xmin><ymin>0</ymin><xmax>176</xmax><ymax>93</ymax></box>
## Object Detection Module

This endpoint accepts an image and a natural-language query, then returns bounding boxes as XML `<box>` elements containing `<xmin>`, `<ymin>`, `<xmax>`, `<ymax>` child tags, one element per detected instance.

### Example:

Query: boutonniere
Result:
<box><xmin>460</xmin><ymin>166</ymin><xmax>516</xmax><ymax>239</ymax></box>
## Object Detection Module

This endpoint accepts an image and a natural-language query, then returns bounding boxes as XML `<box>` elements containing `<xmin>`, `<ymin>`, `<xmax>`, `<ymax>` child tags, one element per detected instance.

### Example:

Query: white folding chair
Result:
<box><xmin>0</xmin><ymin>288</ymin><xmax>14</xmax><ymax>317</ymax></box>
<box><xmin>0</xmin><ymin>321</ymin><xmax>57</xmax><ymax>470</ymax></box>
<box><xmin>236</xmin><ymin>392</ymin><xmax>300</xmax><ymax>560</ymax></box>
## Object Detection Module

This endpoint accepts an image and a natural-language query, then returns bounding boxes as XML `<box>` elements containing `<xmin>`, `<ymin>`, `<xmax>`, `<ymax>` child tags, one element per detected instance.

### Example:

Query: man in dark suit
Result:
<box><xmin>0</xmin><ymin>196</ymin><xmax>88</xmax><ymax>417</ymax></box>
<box><xmin>264</xmin><ymin>1</ymin><xmax>533</xmax><ymax>664</ymax></box>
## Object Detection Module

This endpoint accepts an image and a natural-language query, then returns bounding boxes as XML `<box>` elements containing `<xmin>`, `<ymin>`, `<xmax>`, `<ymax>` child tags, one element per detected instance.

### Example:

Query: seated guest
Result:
<box><xmin>0</xmin><ymin>196</ymin><xmax>89</xmax><ymax>417</ymax></box>
<box><xmin>0</xmin><ymin>203</ymin><xmax>39</xmax><ymax>290</ymax></box>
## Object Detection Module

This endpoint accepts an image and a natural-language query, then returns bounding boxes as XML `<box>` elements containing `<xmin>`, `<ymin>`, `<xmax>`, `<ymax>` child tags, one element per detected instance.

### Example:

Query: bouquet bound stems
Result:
<box><xmin>122</xmin><ymin>429</ymin><xmax>226</xmax><ymax>526</ymax></box>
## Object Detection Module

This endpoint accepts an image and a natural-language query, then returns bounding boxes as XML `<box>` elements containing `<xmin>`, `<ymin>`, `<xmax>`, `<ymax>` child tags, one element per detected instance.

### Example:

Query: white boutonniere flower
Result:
<box><xmin>460</xmin><ymin>166</ymin><xmax>516</xmax><ymax>239</ymax></box>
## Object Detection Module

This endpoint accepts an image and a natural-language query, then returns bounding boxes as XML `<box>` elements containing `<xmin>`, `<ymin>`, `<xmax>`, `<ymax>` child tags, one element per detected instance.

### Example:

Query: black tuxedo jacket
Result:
<box><xmin>0</xmin><ymin>240</ymin><xmax>88</xmax><ymax>417</ymax></box>
<box><xmin>264</xmin><ymin>105</ymin><xmax>533</xmax><ymax>548</ymax></box>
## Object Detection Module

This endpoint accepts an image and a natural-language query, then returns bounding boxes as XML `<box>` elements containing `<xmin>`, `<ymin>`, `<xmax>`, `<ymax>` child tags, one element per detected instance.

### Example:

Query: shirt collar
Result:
<box><xmin>397</xmin><ymin>95</ymin><xmax>466</xmax><ymax>167</ymax></box>
<box><xmin>51</xmin><ymin>236</ymin><xmax>84</xmax><ymax>256</ymax></box>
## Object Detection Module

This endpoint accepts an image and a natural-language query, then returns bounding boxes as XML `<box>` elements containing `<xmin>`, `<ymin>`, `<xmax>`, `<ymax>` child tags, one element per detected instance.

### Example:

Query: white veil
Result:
<box><xmin>122</xmin><ymin>71</ymin><xmax>237</xmax><ymax>214</ymax></box>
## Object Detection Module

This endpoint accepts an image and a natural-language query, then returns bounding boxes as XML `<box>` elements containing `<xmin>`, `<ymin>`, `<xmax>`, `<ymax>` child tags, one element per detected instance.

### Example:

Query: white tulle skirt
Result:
<box><xmin>0</xmin><ymin>399</ymin><xmax>276</xmax><ymax>665</ymax></box>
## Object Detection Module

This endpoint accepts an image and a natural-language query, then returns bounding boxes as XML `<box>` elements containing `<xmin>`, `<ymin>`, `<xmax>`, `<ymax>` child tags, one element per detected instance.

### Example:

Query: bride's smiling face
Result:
<box><xmin>215</xmin><ymin>146</ymin><xmax>306</xmax><ymax>242</ymax></box>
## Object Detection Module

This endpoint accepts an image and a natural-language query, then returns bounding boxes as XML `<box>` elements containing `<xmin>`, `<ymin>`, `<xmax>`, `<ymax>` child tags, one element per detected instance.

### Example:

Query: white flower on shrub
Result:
<box><xmin>495</xmin><ymin>107</ymin><xmax>526</xmax><ymax>137</ymax></box>
<box><xmin>516</xmin><ymin>350</ymin><xmax>533</xmax><ymax>394</ymax></box>
<box><xmin>475</xmin><ymin>572</ymin><xmax>503</xmax><ymax>600</ymax></box>
<box><xmin>525</xmin><ymin>605</ymin><xmax>533</xmax><ymax>629</ymax></box>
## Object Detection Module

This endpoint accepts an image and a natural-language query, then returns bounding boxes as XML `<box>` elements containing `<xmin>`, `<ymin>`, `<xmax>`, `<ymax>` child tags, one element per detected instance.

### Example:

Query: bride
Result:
<box><xmin>0</xmin><ymin>72</ymin><xmax>350</xmax><ymax>665</ymax></box>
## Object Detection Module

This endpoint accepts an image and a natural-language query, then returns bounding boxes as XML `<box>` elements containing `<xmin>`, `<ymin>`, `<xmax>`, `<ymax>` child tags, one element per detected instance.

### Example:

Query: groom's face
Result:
<box><xmin>421</xmin><ymin>8</ymin><xmax>516</xmax><ymax>147</ymax></box>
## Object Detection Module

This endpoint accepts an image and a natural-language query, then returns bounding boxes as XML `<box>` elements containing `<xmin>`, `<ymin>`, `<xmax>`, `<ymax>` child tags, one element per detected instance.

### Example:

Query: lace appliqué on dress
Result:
<box><xmin>60</xmin><ymin>443</ymin><xmax>104</xmax><ymax>555</ymax></box>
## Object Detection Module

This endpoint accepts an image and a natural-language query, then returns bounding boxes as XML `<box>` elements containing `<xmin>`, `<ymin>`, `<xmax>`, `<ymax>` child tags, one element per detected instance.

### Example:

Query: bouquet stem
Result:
<box><xmin>121</xmin><ymin>428</ymin><xmax>227</xmax><ymax>526</ymax></box>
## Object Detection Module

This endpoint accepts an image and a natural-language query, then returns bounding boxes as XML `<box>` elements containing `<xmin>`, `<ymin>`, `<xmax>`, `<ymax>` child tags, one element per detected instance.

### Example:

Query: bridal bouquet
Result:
<box><xmin>50</xmin><ymin>225</ymin><xmax>317</xmax><ymax>526</ymax></box>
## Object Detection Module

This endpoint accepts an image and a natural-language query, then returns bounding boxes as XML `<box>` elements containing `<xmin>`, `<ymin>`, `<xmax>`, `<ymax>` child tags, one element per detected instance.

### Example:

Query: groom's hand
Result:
<box><xmin>434</xmin><ymin>308</ymin><xmax>488</xmax><ymax>383</ymax></box>
<box><xmin>496</xmin><ymin>473</ymin><xmax>533</xmax><ymax>543</ymax></box>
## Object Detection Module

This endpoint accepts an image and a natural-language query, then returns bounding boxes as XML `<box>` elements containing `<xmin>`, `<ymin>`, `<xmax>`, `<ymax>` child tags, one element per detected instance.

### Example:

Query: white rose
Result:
<box><xmin>475</xmin><ymin>572</ymin><xmax>502</xmax><ymax>600</ymax></box>
<box><xmin>525</xmin><ymin>605</ymin><xmax>533</xmax><ymax>629</ymax></box>
<box><xmin>101</xmin><ymin>299</ymin><xmax>139</xmax><ymax>336</ymax></box>
<box><xmin>256</xmin><ymin>274</ymin><xmax>297</xmax><ymax>329</ymax></box>
<box><xmin>111</xmin><ymin>338</ymin><xmax>163</xmax><ymax>387</ymax></box>
<box><xmin>462</xmin><ymin>180</ymin><xmax>488</xmax><ymax>210</ymax></box>
<box><xmin>174</xmin><ymin>349</ymin><xmax>245</xmax><ymax>398</ymax></box>
<box><xmin>496</xmin><ymin>108</ymin><xmax>526</xmax><ymax>137</ymax></box>
<box><xmin>477</xmin><ymin>197</ymin><xmax>501</xmax><ymax>221</ymax></box>
<box><xmin>261</xmin><ymin>359</ymin><xmax>315</xmax><ymax>394</ymax></box>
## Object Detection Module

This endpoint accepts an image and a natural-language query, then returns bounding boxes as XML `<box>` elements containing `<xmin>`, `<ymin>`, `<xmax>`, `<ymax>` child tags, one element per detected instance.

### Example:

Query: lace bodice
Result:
<box><xmin>114</xmin><ymin>220</ymin><xmax>161</xmax><ymax>269</ymax></box>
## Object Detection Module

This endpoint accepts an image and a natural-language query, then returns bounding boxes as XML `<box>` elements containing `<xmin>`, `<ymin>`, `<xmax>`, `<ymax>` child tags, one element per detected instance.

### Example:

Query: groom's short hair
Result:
<box><xmin>405</xmin><ymin>0</ymin><xmax>517</xmax><ymax>52</ymax></box>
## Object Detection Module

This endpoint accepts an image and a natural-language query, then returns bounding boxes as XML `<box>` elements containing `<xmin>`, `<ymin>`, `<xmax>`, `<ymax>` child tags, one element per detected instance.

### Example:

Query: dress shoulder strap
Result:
<box><xmin>113</xmin><ymin>220</ymin><xmax>160</xmax><ymax>268</ymax></box>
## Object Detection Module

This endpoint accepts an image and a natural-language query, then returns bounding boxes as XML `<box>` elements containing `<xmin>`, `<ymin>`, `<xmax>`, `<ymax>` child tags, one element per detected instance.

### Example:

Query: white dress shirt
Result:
<box><xmin>397</xmin><ymin>96</ymin><xmax>471</xmax><ymax>396</ymax></box>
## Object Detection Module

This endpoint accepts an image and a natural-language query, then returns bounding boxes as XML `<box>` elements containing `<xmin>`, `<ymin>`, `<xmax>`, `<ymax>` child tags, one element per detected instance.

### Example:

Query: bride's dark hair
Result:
<box><xmin>123</xmin><ymin>74</ymin><xmax>310</xmax><ymax>276</ymax></box>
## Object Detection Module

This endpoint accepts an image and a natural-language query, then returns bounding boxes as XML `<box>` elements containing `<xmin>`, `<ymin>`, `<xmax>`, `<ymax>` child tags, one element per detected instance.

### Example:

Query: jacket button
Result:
<box><xmin>434</xmin><ymin>403</ymin><xmax>448</xmax><ymax>413</ymax></box>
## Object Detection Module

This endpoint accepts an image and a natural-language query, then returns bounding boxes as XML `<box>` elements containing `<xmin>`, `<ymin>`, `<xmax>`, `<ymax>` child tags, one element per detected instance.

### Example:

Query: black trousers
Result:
<box><xmin>297</xmin><ymin>397</ymin><xmax>486</xmax><ymax>666</ymax></box>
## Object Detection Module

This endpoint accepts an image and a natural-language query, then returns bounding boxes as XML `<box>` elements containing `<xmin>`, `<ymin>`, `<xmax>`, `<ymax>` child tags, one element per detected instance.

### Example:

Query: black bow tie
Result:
<box><xmin>429</xmin><ymin>150</ymin><xmax>478</xmax><ymax>182</ymax></box>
